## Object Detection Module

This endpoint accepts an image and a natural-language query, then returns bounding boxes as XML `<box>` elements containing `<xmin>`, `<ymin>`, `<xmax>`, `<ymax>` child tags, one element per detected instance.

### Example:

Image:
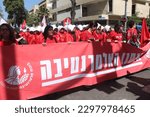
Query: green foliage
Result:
<box><xmin>37</xmin><ymin>7</ymin><xmax>49</xmax><ymax>21</ymax></box>
<box><xmin>128</xmin><ymin>12</ymin><xmax>141</xmax><ymax>24</ymax></box>
<box><xmin>26</xmin><ymin>6</ymin><xmax>50</xmax><ymax>27</ymax></box>
<box><xmin>3</xmin><ymin>0</ymin><xmax>26</xmax><ymax>26</ymax></box>
<box><xmin>146</xmin><ymin>18</ymin><xmax>150</xmax><ymax>27</ymax></box>
<box><xmin>26</xmin><ymin>13</ymin><xmax>40</xmax><ymax>27</ymax></box>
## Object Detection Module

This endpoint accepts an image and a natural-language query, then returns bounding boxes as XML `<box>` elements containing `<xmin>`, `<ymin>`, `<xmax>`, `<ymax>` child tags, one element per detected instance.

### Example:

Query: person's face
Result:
<box><xmin>59</xmin><ymin>28</ymin><xmax>65</xmax><ymax>33</ymax></box>
<box><xmin>0</xmin><ymin>25</ymin><xmax>10</xmax><ymax>38</ymax></box>
<box><xmin>92</xmin><ymin>27</ymin><xmax>97</xmax><ymax>31</ymax></box>
<box><xmin>48</xmin><ymin>29</ymin><xmax>53</xmax><ymax>36</ymax></box>
<box><xmin>96</xmin><ymin>29</ymin><xmax>101</xmax><ymax>33</ymax></box>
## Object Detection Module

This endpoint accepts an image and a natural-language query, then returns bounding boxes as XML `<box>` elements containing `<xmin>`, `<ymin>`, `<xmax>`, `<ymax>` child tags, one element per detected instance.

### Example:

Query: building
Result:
<box><xmin>29</xmin><ymin>0</ymin><xmax>53</xmax><ymax>18</ymax></box>
<box><xmin>29</xmin><ymin>0</ymin><xmax>150</xmax><ymax>25</ymax></box>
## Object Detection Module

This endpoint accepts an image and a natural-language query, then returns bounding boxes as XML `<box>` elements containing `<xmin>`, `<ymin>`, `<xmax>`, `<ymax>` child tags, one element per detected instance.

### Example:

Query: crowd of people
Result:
<box><xmin>0</xmin><ymin>20</ymin><xmax>147</xmax><ymax>47</ymax></box>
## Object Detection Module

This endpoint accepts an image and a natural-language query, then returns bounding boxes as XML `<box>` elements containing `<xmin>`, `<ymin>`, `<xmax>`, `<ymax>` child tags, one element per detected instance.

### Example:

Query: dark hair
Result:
<box><xmin>128</xmin><ymin>20</ymin><xmax>135</xmax><ymax>28</ymax></box>
<box><xmin>0</xmin><ymin>23</ymin><xmax>15</xmax><ymax>42</ymax></box>
<box><xmin>43</xmin><ymin>25</ymin><xmax>53</xmax><ymax>40</ymax></box>
<box><xmin>88</xmin><ymin>22</ymin><xmax>98</xmax><ymax>29</ymax></box>
<box><xmin>114</xmin><ymin>23</ymin><xmax>120</xmax><ymax>32</ymax></box>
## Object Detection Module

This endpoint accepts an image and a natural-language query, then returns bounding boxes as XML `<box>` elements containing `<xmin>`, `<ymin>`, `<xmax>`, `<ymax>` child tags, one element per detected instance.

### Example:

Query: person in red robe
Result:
<box><xmin>0</xmin><ymin>23</ymin><xmax>17</xmax><ymax>46</ymax></box>
<box><xmin>110</xmin><ymin>24</ymin><xmax>123</xmax><ymax>43</ymax></box>
<box><xmin>58</xmin><ymin>28</ymin><xmax>67</xmax><ymax>42</ymax></box>
<box><xmin>34</xmin><ymin>31</ymin><xmax>44</xmax><ymax>44</ymax></box>
<box><xmin>80</xmin><ymin>22</ymin><xmax>96</xmax><ymax>42</ymax></box>
<box><xmin>43</xmin><ymin>25</ymin><xmax>57</xmax><ymax>44</ymax></box>
<box><xmin>93</xmin><ymin>25</ymin><xmax>105</xmax><ymax>42</ymax></box>
<box><xmin>74</xmin><ymin>27</ymin><xmax>81</xmax><ymax>42</ymax></box>
<box><xmin>53</xmin><ymin>28</ymin><xmax>61</xmax><ymax>42</ymax></box>
<box><xmin>126</xmin><ymin>20</ymin><xmax>139</xmax><ymax>47</ymax></box>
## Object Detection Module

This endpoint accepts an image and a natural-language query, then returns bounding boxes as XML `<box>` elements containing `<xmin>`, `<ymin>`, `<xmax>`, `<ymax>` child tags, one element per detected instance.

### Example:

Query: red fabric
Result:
<box><xmin>53</xmin><ymin>33</ymin><xmax>61</xmax><ymax>42</ymax></box>
<box><xmin>46</xmin><ymin>37</ymin><xmax>57</xmax><ymax>43</ymax></box>
<box><xmin>127</xmin><ymin>28</ymin><xmax>137</xmax><ymax>42</ymax></box>
<box><xmin>140</xmin><ymin>18</ymin><xmax>150</xmax><ymax>47</ymax></box>
<box><xmin>21</xmin><ymin>20</ymin><xmax>26</xmax><ymax>29</ymax></box>
<box><xmin>110</xmin><ymin>31</ymin><xmax>123</xmax><ymax>42</ymax></box>
<box><xmin>19</xmin><ymin>32</ymin><xmax>30</xmax><ymax>41</ymax></box>
<box><xmin>80</xmin><ymin>30</ymin><xmax>95</xmax><ymax>41</ymax></box>
<box><xmin>0</xmin><ymin>40</ymin><xmax>18</xmax><ymax>46</ymax></box>
<box><xmin>58</xmin><ymin>32</ymin><xmax>67</xmax><ymax>42</ymax></box>
<box><xmin>65</xmin><ymin>33</ymin><xmax>74</xmax><ymax>42</ymax></box>
<box><xmin>0</xmin><ymin>41</ymin><xmax>4</xmax><ymax>46</ymax></box>
<box><xmin>27</xmin><ymin>34</ymin><xmax>37</xmax><ymax>44</ymax></box>
<box><xmin>0</xmin><ymin>42</ymin><xmax>150</xmax><ymax>99</ymax></box>
<box><xmin>63</xmin><ymin>18</ymin><xmax>71</xmax><ymax>26</ymax></box>
<box><xmin>102</xmin><ymin>32</ymin><xmax>107</xmax><ymax>42</ymax></box>
<box><xmin>75</xmin><ymin>30</ymin><xmax>81</xmax><ymax>42</ymax></box>
<box><xmin>35</xmin><ymin>33</ymin><xmax>44</xmax><ymax>44</ymax></box>
<box><xmin>93</xmin><ymin>31</ymin><xmax>105</xmax><ymax>42</ymax></box>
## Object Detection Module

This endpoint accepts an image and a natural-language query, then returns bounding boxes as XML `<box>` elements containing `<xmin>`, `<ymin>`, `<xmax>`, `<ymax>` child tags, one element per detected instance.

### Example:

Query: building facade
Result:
<box><xmin>29</xmin><ymin>0</ymin><xmax>150</xmax><ymax>24</ymax></box>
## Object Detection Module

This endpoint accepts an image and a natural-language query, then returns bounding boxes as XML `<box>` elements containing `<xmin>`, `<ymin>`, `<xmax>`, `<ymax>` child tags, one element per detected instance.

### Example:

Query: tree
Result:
<box><xmin>3</xmin><ymin>0</ymin><xmax>26</xmax><ymax>27</ymax></box>
<box><xmin>70</xmin><ymin>0</ymin><xmax>76</xmax><ymax>23</ymax></box>
<box><xmin>26</xmin><ymin>13</ymin><xmax>40</xmax><ymax>27</ymax></box>
<box><xmin>37</xmin><ymin>7</ymin><xmax>49</xmax><ymax>23</ymax></box>
<box><xmin>128</xmin><ymin>12</ymin><xmax>141</xmax><ymax>24</ymax></box>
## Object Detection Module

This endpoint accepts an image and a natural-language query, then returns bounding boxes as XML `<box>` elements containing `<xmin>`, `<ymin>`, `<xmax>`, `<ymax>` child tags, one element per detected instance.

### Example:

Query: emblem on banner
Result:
<box><xmin>0</xmin><ymin>63</ymin><xmax>33</xmax><ymax>89</ymax></box>
<box><xmin>5</xmin><ymin>66</ymin><xmax>29</xmax><ymax>85</ymax></box>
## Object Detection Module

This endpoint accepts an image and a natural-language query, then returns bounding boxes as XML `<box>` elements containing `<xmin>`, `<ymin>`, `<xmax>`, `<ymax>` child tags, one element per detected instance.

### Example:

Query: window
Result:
<box><xmin>52</xmin><ymin>1</ymin><xmax>56</xmax><ymax>9</ymax></box>
<box><xmin>109</xmin><ymin>0</ymin><xmax>112</xmax><ymax>12</ymax></box>
<box><xmin>82</xmin><ymin>7</ymin><xmax>87</xmax><ymax>17</ymax></box>
<box><xmin>132</xmin><ymin>4</ymin><xmax>136</xmax><ymax>15</ymax></box>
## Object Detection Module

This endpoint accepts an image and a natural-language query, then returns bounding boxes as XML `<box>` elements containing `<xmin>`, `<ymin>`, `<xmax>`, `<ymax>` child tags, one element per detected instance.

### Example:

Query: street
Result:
<box><xmin>33</xmin><ymin>68</ymin><xmax>150</xmax><ymax>100</ymax></box>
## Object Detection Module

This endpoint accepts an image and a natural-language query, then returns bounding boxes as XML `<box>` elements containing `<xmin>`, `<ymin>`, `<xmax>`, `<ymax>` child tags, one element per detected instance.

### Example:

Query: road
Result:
<box><xmin>33</xmin><ymin>69</ymin><xmax>150</xmax><ymax>100</ymax></box>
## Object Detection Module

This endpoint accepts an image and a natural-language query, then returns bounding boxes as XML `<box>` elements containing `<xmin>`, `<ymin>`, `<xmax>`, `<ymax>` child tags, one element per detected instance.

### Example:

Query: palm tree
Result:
<box><xmin>37</xmin><ymin>7</ymin><xmax>49</xmax><ymax>23</ymax></box>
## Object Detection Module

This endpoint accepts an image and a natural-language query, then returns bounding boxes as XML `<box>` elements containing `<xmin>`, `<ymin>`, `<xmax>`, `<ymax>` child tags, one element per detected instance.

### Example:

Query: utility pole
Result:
<box><xmin>124</xmin><ymin>0</ymin><xmax>128</xmax><ymax>32</ymax></box>
<box><xmin>70</xmin><ymin>0</ymin><xmax>76</xmax><ymax>23</ymax></box>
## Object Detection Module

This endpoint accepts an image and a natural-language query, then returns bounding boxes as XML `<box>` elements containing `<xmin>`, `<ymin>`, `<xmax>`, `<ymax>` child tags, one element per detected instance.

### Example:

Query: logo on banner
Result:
<box><xmin>146</xmin><ymin>49</ymin><xmax>150</xmax><ymax>58</ymax></box>
<box><xmin>0</xmin><ymin>63</ymin><xmax>33</xmax><ymax>89</ymax></box>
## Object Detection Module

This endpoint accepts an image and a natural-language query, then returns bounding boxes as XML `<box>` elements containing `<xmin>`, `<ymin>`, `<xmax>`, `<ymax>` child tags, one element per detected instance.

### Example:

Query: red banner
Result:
<box><xmin>0</xmin><ymin>42</ymin><xmax>150</xmax><ymax>100</ymax></box>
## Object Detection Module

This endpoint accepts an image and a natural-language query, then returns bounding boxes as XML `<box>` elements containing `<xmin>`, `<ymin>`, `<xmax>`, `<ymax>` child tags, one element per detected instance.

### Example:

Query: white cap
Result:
<box><xmin>64</xmin><ymin>25</ymin><xmax>69</xmax><ymax>31</ymax></box>
<box><xmin>34</xmin><ymin>26</ymin><xmax>42</xmax><ymax>32</ymax></box>
<box><xmin>82</xmin><ymin>24</ymin><xmax>88</xmax><ymax>29</ymax></box>
<box><xmin>77</xmin><ymin>25</ymin><xmax>83</xmax><ymax>31</ymax></box>
<box><xmin>105</xmin><ymin>25</ymin><xmax>111</xmax><ymax>32</ymax></box>
<box><xmin>68</xmin><ymin>24</ymin><xmax>75</xmax><ymax>32</ymax></box>
<box><xmin>51</xmin><ymin>24</ymin><xmax>57</xmax><ymax>29</ymax></box>
<box><xmin>101</xmin><ymin>26</ymin><xmax>104</xmax><ymax>30</ymax></box>
<box><xmin>29</xmin><ymin>27</ymin><xmax>36</xmax><ymax>32</ymax></box>
<box><xmin>97</xmin><ymin>23</ymin><xmax>101</xmax><ymax>29</ymax></box>
<box><xmin>57</xmin><ymin>25</ymin><xmax>64</xmax><ymax>31</ymax></box>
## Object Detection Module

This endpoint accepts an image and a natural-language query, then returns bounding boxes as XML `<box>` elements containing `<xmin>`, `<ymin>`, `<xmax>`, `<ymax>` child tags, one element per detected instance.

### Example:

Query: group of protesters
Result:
<box><xmin>0</xmin><ymin>20</ymin><xmax>147</xmax><ymax>47</ymax></box>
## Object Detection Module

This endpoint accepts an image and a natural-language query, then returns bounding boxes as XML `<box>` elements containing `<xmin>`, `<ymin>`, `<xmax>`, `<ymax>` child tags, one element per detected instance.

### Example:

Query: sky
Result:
<box><xmin>0</xmin><ymin>0</ymin><xmax>42</xmax><ymax>19</ymax></box>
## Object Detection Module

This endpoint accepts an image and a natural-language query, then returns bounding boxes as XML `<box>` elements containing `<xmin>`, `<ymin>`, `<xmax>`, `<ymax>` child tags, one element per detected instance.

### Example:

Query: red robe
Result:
<box><xmin>127</xmin><ymin>28</ymin><xmax>138</xmax><ymax>42</ymax></box>
<box><xmin>110</xmin><ymin>31</ymin><xmax>123</xmax><ymax>42</ymax></box>
<box><xmin>65</xmin><ymin>33</ymin><xmax>74</xmax><ymax>42</ymax></box>
<box><xmin>80</xmin><ymin>30</ymin><xmax>95</xmax><ymax>41</ymax></box>
<box><xmin>58</xmin><ymin>32</ymin><xmax>66</xmax><ymax>42</ymax></box>
<box><xmin>75</xmin><ymin>30</ymin><xmax>81</xmax><ymax>42</ymax></box>
<box><xmin>46</xmin><ymin>37</ymin><xmax>57</xmax><ymax>43</ymax></box>
<box><xmin>93</xmin><ymin>31</ymin><xmax>105</xmax><ymax>42</ymax></box>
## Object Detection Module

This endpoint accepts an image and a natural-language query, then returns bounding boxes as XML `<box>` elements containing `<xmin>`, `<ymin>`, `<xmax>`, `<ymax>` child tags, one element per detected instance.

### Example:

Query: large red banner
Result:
<box><xmin>0</xmin><ymin>42</ymin><xmax>150</xmax><ymax>100</ymax></box>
